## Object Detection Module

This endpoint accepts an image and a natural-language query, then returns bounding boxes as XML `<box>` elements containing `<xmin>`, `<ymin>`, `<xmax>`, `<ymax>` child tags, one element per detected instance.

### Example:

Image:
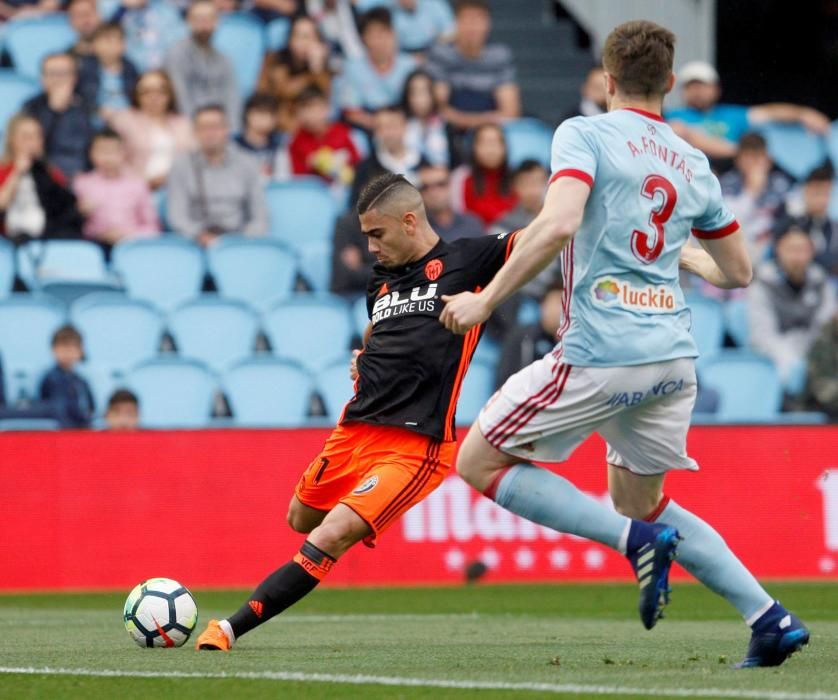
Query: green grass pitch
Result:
<box><xmin>1</xmin><ymin>582</ymin><xmax>836</xmax><ymax>699</ymax></box>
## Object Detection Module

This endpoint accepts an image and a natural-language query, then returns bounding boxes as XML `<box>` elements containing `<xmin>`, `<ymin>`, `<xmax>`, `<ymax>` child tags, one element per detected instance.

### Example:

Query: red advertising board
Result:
<box><xmin>1</xmin><ymin>426</ymin><xmax>836</xmax><ymax>591</ymax></box>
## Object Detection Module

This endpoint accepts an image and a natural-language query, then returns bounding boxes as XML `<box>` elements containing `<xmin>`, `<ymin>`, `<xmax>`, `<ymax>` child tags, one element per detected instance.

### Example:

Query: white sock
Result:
<box><xmin>219</xmin><ymin>618</ymin><xmax>236</xmax><ymax>645</ymax></box>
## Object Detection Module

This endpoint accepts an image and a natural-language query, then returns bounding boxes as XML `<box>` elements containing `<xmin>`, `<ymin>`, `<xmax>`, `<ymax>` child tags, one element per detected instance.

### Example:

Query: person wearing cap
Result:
<box><xmin>667</xmin><ymin>60</ymin><xmax>830</xmax><ymax>160</ymax></box>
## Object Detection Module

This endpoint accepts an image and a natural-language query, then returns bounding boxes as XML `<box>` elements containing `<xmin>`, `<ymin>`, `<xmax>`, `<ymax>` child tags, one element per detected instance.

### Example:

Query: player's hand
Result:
<box><xmin>439</xmin><ymin>292</ymin><xmax>491</xmax><ymax>335</ymax></box>
<box><xmin>349</xmin><ymin>349</ymin><xmax>361</xmax><ymax>381</ymax></box>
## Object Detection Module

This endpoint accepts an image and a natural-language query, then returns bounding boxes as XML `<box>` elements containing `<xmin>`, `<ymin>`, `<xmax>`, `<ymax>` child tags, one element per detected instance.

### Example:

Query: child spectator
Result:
<box><xmin>74</xmin><ymin>129</ymin><xmax>159</xmax><ymax>249</ymax></box>
<box><xmin>0</xmin><ymin>114</ymin><xmax>84</xmax><ymax>241</ymax></box>
<box><xmin>256</xmin><ymin>14</ymin><xmax>332</xmax><ymax>133</ymax></box>
<box><xmin>289</xmin><ymin>86</ymin><xmax>359</xmax><ymax>189</ymax></box>
<box><xmin>402</xmin><ymin>69</ymin><xmax>449</xmax><ymax>166</ymax></box>
<box><xmin>453</xmin><ymin>122</ymin><xmax>517</xmax><ymax>227</ymax></box>
<box><xmin>24</xmin><ymin>53</ymin><xmax>94</xmax><ymax>179</ymax></box>
<box><xmin>105</xmin><ymin>70</ymin><xmax>194</xmax><ymax>189</ymax></box>
<box><xmin>117</xmin><ymin>0</ymin><xmax>186</xmax><ymax>72</ymax></box>
<box><xmin>78</xmin><ymin>22</ymin><xmax>141</xmax><ymax>119</ymax></box>
<box><xmin>164</xmin><ymin>0</ymin><xmax>241</xmax><ymax>127</ymax></box>
<box><xmin>167</xmin><ymin>105</ymin><xmax>268</xmax><ymax>247</ymax></box>
<box><xmin>235</xmin><ymin>94</ymin><xmax>283</xmax><ymax>178</ymax></box>
<box><xmin>105</xmin><ymin>388</ymin><xmax>140</xmax><ymax>430</ymax></box>
<box><xmin>341</xmin><ymin>8</ymin><xmax>416</xmax><ymax>131</ymax></box>
<box><xmin>39</xmin><ymin>325</ymin><xmax>95</xmax><ymax>429</ymax></box>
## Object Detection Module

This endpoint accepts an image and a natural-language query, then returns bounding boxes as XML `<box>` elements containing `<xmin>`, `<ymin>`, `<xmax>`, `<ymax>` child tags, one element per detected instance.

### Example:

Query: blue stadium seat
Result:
<box><xmin>0</xmin><ymin>70</ymin><xmax>40</xmax><ymax>136</ymax></box>
<box><xmin>263</xmin><ymin>295</ymin><xmax>353</xmax><ymax>371</ymax></box>
<box><xmin>213</xmin><ymin>13</ymin><xmax>266</xmax><ymax>99</ymax></box>
<box><xmin>265</xmin><ymin>179</ymin><xmax>337</xmax><ymax>248</ymax></box>
<box><xmin>316</xmin><ymin>357</ymin><xmax>356</xmax><ymax>422</ymax></box>
<box><xmin>297</xmin><ymin>240</ymin><xmax>332</xmax><ymax>292</ymax></box>
<box><xmin>0</xmin><ymin>295</ymin><xmax>66</xmax><ymax>403</ymax></box>
<box><xmin>0</xmin><ymin>236</ymin><xmax>14</xmax><ymax>299</ymax></box>
<box><xmin>223</xmin><ymin>358</ymin><xmax>313</xmax><ymax>426</ymax></box>
<box><xmin>456</xmin><ymin>360</ymin><xmax>495</xmax><ymax>425</ymax></box>
<box><xmin>472</xmin><ymin>335</ymin><xmax>500</xmax><ymax>367</ymax></box>
<box><xmin>5</xmin><ymin>16</ymin><xmax>76</xmax><ymax>80</ymax></box>
<box><xmin>0</xmin><ymin>418</ymin><xmax>61</xmax><ymax>431</ymax></box>
<box><xmin>724</xmin><ymin>298</ymin><xmax>749</xmax><ymax>348</ymax></box>
<box><xmin>127</xmin><ymin>358</ymin><xmax>216</xmax><ymax>428</ymax></box>
<box><xmin>207</xmin><ymin>237</ymin><xmax>297</xmax><ymax>309</ymax></box>
<box><xmin>503</xmin><ymin>118</ymin><xmax>553</xmax><ymax>168</ymax></box>
<box><xmin>517</xmin><ymin>296</ymin><xmax>540</xmax><ymax>325</ymax></box>
<box><xmin>784</xmin><ymin>358</ymin><xmax>807</xmax><ymax>396</ymax></box>
<box><xmin>16</xmin><ymin>240</ymin><xmax>111</xmax><ymax>290</ymax></box>
<box><xmin>698</xmin><ymin>351</ymin><xmax>782</xmax><ymax>421</ymax></box>
<box><xmin>168</xmin><ymin>297</ymin><xmax>260</xmax><ymax>372</ymax></box>
<box><xmin>757</xmin><ymin>123</ymin><xmax>827</xmax><ymax>180</ymax></box>
<box><xmin>352</xmin><ymin>296</ymin><xmax>369</xmax><ymax>338</ymax></box>
<box><xmin>265</xmin><ymin>17</ymin><xmax>290</xmax><ymax>51</ymax></box>
<box><xmin>75</xmin><ymin>363</ymin><xmax>126</xmax><ymax>417</ymax></box>
<box><xmin>70</xmin><ymin>293</ymin><xmax>163</xmax><ymax>370</ymax></box>
<box><xmin>111</xmin><ymin>238</ymin><xmax>205</xmax><ymax>312</ymax></box>
<box><xmin>688</xmin><ymin>296</ymin><xmax>724</xmax><ymax>360</ymax></box>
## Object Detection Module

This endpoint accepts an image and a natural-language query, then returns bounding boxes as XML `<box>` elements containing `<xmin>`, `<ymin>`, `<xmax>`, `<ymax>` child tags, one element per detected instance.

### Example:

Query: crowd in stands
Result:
<box><xmin>0</xmin><ymin>0</ymin><xmax>836</xmax><ymax>427</ymax></box>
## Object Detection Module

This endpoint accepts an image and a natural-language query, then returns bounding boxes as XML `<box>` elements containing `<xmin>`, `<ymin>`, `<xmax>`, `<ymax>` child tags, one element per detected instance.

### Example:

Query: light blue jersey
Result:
<box><xmin>550</xmin><ymin>108</ymin><xmax>738</xmax><ymax>367</ymax></box>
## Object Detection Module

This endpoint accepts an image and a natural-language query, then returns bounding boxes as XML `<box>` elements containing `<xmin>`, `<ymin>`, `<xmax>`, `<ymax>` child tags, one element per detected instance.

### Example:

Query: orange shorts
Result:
<box><xmin>295</xmin><ymin>422</ymin><xmax>456</xmax><ymax>542</ymax></box>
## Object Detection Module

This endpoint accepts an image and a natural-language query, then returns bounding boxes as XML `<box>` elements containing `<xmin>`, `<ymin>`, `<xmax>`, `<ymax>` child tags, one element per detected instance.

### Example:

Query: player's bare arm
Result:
<box><xmin>679</xmin><ymin>229</ymin><xmax>752</xmax><ymax>289</ymax></box>
<box><xmin>440</xmin><ymin>176</ymin><xmax>590</xmax><ymax>334</ymax></box>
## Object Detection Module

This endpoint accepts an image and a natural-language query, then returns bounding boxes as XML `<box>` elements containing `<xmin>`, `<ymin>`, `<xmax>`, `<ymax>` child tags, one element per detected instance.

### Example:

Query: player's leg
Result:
<box><xmin>601</xmin><ymin>358</ymin><xmax>809</xmax><ymax>666</ymax></box>
<box><xmin>286</xmin><ymin>496</ymin><xmax>328</xmax><ymax>533</ymax></box>
<box><xmin>460</xmin><ymin>353</ymin><xmax>681</xmax><ymax>628</ymax></box>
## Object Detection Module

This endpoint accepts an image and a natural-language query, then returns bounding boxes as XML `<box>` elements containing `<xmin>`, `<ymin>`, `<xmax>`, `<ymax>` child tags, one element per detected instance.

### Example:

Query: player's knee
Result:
<box><xmin>309</xmin><ymin>520</ymin><xmax>359</xmax><ymax>556</ymax></box>
<box><xmin>286</xmin><ymin>509</ymin><xmax>312</xmax><ymax>533</ymax></box>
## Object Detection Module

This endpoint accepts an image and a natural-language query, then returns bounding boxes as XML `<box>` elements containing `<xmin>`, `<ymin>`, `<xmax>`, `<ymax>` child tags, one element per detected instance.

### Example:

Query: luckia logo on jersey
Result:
<box><xmin>591</xmin><ymin>276</ymin><xmax>675</xmax><ymax>311</ymax></box>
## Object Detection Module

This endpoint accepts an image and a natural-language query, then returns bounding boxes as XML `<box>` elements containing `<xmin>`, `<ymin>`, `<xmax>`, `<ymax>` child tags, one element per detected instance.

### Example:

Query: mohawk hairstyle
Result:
<box><xmin>356</xmin><ymin>172</ymin><xmax>418</xmax><ymax>216</ymax></box>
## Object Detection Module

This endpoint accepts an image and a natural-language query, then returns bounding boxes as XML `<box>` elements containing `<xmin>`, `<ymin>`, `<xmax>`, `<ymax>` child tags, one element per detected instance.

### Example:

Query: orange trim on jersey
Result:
<box><xmin>549</xmin><ymin>168</ymin><xmax>594</xmax><ymax>188</ymax></box>
<box><xmin>376</xmin><ymin>282</ymin><xmax>389</xmax><ymax>297</ymax></box>
<box><xmin>444</xmin><ymin>317</ymin><xmax>482</xmax><ymax>441</ymax></box>
<box><xmin>691</xmin><ymin>220</ymin><xmax>739</xmax><ymax>240</ymax></box>
<box><xmin>504</xmin><ymin>229</ymin><xmax>521</xmax><ymax>261</ymax></box>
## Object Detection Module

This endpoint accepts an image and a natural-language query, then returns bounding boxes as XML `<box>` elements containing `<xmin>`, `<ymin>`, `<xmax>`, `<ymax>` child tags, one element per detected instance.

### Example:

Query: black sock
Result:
<box><xmin>227</xmin><ymin>540</ymin><xmax>336</xmax><ymax>639</ymax></box>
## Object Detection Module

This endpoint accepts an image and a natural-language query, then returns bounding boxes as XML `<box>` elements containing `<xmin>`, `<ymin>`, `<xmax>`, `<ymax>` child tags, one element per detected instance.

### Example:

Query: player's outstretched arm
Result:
<box><xmin>440</xmin><ymin>177</ymin><xmax>590</xmax><ymax>334</ymax></box>
<box><xmin>679</xmin><ymin>229</ymin><xmax>753</xmax><ymax>289</ymax></box>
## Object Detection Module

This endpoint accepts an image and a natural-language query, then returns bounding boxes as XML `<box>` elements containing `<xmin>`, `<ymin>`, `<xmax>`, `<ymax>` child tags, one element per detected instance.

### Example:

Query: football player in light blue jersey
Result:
<box><xmin>440</xmin><ymin>19</ymin><xmax>808</xmax><ymax>668</ymax></box>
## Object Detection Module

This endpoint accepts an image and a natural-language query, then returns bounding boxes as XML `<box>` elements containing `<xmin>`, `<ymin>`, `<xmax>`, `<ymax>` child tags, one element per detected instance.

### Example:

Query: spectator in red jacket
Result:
<box><xmin>289</xmin><ymin>86</ymin><xmax>359</xmax><ymax>189</ymax></box>
<box><xmin>454</xmin><ymin>122</ymin><xmax>517</xmax><ymax>226</ymax></box>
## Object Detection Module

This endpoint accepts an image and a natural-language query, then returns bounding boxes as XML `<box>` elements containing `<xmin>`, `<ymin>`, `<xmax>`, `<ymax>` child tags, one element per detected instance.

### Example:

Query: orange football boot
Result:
<box><xmin>195</xmin><ymin>619</ymin><xmax>232</xmax><ymax>651</ymax></box>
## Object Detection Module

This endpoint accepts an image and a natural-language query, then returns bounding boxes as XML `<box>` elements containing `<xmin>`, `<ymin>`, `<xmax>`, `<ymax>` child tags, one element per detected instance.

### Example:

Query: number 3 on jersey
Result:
<box><xmin>631</xmin><ymin>174</ymin><xmax>676</xmax><ymax>264</ymax></box>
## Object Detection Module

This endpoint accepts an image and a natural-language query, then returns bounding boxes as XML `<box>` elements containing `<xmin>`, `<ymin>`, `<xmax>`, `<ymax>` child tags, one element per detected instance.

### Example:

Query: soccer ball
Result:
<box><xmin>123</xmin><ymin>578</ymin><xmax>198</xmax><ymax>648</ymax></box>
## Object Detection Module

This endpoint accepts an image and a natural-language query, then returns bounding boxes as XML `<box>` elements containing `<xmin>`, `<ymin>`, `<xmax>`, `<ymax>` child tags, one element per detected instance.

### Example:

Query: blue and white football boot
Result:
<box><xmin>734</xmin><ymin>602</ymin><xmax>809</xmax><ymax>668</ymax></box>
<box><xmin>626</xmin><ymin>522</ymin><xmax>681</xmax><ymax>630</ymax></box>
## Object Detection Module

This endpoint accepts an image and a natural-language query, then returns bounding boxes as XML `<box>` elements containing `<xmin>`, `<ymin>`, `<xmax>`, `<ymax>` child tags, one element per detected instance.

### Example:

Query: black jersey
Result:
<box><xmin>342</xmin><ymin>231</ymin><xmax>519</xmax><ymax>441</ymax></box>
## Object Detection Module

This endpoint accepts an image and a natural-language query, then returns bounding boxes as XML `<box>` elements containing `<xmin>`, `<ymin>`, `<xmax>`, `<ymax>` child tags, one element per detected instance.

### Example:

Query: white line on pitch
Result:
<box><xmin>1</xmin><ymin>667</ymin><xmax>836</xmax><ymax>700</ymax></box>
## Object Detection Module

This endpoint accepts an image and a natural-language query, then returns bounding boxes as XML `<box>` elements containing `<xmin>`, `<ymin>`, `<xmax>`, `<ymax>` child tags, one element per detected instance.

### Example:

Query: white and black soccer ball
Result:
<box><xmin>123</xmin><ymin>577</ymin><xmax>198</xmax><ymax>648</ymax></box>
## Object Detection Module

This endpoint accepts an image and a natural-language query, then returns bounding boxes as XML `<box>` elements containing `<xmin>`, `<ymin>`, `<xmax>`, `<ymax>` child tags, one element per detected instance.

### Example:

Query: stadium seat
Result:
<box><xmin>0</xmin><ymin>294</ymin><xmax>66</xmax><ymax>403</ymax></box>
<box><xmin>75</xmin><ymin>363</ymin><xmax>126</xmax><ymax>417</ymax></box>
<box><xmin>213</xmin><ymin>13</ymin><xmax>266</xmax><ymax>99</ymax></box>
<box><xmin>207</xmin><ymin>237</ymin><xmax>298</xmax><ymax>309</ymax></box>
<box><xmin>456</xmin><ymin>360</ymin><xmax>495</xmax><ymax>425</ymax></box>
<box><xmin>0</xmin><ymin>236</ymin><xmax>14</xmax><ymax>299</ymax></box>
<box><xmin>265</xmin><ymin>17</ymin><xmax>290</xmax><ymax>51</ymax></box>
<box><xmin>688</xmin><ymin>296</ymin><xmax>725</xmax><ymax>360</ymax></box>
<box><xmin>503</xmin><ymin>118</ymin><xmax>554</xmax><ymax>169</ymax></box>
<box><xmin>263</xmin><ymin>295</ymin><xmax>353</xmax><ymax>371</ymax></box>
<box><xmin>0</xmin><ymin>70</ymin><xmax>40</xmax><ymax>137</ymax></box>
<box><xmin>724</xmin><ymin>299</ymin><xmax>749</xmax><ymax>348</ymax></box>
<box><xmin>265</xmin><ymin>179</ymin><xmax>337</xmax><ymax>248</ymax></box>
<box><xmin>168</xmin><ymin>297</ymin><xmax>260</xmax><ymax>372</ymax></box>
<box><xmin>316</xmin><ymin>357</ymin><xmax>356</xmax><ymax>422</ymax></box>
<box><xmin>70</xmin><ymin>293</ymin><xmax>163</xmax><ymax>370</ymax></box>
<box><xmin>352</xmin><ymin>296</ymin><xmax>369</xmax><ymax>338</ymax></box>
<box><xmin>111</xmin><ymin>238</ymin><xmax>205</xmax><ymax>312</ymax></box>
<box><xmin>5</xmin><ymin>16</ymin><xmax>77</xmax><ymax>80</ymax></box>
<box><xmin>698</xmin><ymin>351</ymin><xmax>782</xmax><ymax>421</ymax></box>
<box><xmin>784</xmin><ymin>358</ymin><xmax>807</xmax><ymax>396</ymax></box>
<box><xmin>16</xmin><ymin>240</ymin><xmax>112</xmax><ymax>290</ymax></box>
<box><xmin>0</xmin><ymin>418</ymin><xmax>61</xmax><ymax>431</ymax></box>
<box><xmin>127</xmin><ymin>358</ymin><xmax>216</xmax><ymax>428</ymax></box>
<box><xmin>223</xmin><ymin>358</ymin><xmax>313</xmax><ymax>426</ymax></box>
<box><xmin>757</xmin><ymin>123</ymin><xmax>827</xmax><ymax>180</ymax></box>
<box><xmin>297</xmin><ymin>240</ymin><xmax>332</xmax><ymax>292</ymax></box>
<box><xmin>517</xmin><ymin>297</ymin><xmax>540</xmax><ymax>325</ymax></box>
<box><xmin>472</xmin><ymin>335</ymin><xmax>500</xmax><ymax>367</ymax></box>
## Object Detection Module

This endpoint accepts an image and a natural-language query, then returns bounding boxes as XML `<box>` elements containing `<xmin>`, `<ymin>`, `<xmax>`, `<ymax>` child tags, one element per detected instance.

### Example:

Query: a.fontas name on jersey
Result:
<box><xmin>372</xmin><ymin>283</ymin><xmax>438</xmax><ymax>324</ymax></box>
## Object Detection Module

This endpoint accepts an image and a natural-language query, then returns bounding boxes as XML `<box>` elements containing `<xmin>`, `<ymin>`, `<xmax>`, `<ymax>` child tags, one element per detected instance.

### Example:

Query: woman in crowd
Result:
<box><xmin>453</xmin><ymin>123</ymin><xmax>517</xmax><ymax>226</ymax></box>
<box><xmin>104</xmin><ymin>70</ymin><xmax>194</xmax><ymax>190</ymax></box>
<box><xmin>401</xmin><ymin>69</ymin><xmax>449</xmax><ymax>167</ymax></box>
<box><xmin>256</xmin><ymin>14</ymin><xmax>332</xmax><ymax>133</ymax></box>
<box><xmin>0</xmin><ymin>114</ymin><xmax>84</xmax><ymax>240</ymax></box>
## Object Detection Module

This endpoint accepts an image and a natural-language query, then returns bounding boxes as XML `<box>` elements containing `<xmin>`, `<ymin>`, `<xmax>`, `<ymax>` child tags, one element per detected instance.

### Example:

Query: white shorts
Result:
<box><xmin>478</xmin><ymin>350</ymin><xmax>699</xmax><ymax>475</ymax></box>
